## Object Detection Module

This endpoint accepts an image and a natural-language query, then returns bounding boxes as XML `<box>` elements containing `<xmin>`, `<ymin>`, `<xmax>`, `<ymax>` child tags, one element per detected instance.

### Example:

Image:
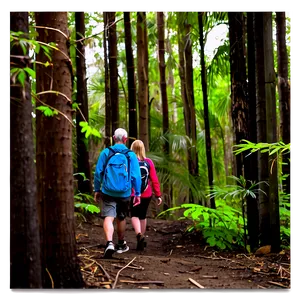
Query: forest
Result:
<box><xmin>10</xmin><ymin>11</ymin><xmax>290</xmax><ymax>289</ymax></box>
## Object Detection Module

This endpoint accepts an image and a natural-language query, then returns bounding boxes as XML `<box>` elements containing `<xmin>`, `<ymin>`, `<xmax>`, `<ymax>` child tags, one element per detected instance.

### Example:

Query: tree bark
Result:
<box><xmin>137</xmin><ymin>12</ymin><xmax>149</xmax><ymax>150</ymax></box>
<box><xmin>198</xmin><ymin>12</ymin><xmax>215</xmax><ymax>209</ymax></box>
<box><xmin>107</xmin><ymin>12</ymin><xmax>119</xmax><ymax>134</ymax></box>
<box><xmin>10</xmin><ymin>11</ymin><xmax>42</xmax><ymax>288</ymax></box>
<box><xmin>75</xmin><ymin>12</ymin><xmax>92</xmax><ymax>194</ymax></box>
<box><xmin>246</xmin><ymin>12</ymin><xmax>259</xmax><ymax>251</ymax></box>
<box><xmin>124</xmin><ymin>12</ymin><xmax>137</xmax><ymax>147</ymax></box>
<box><xmin>264</xmin><ymin>12</ymin><xmax>280</xmax><ymax>252</ymax></box>
<box><xmin>35</xmin><ymin>12</ymin><xmax>84</xmax><ymax>288</ymax></box>
<box><xmin>253</xmin><ymin>12</ymin><xmax>270</xmax><ymax>246</ymax></box>
<box><xmin>276</xmin><ymin>12</ymin><xmax>290</xmax><ymax>196</ymax></box>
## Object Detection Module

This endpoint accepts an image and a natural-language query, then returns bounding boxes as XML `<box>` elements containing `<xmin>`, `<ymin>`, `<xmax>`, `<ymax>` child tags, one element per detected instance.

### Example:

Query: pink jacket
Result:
<box><xmin>132</xmin><ymin>158</ymin><xmax>161</xmax><ymax>198</ymax></box>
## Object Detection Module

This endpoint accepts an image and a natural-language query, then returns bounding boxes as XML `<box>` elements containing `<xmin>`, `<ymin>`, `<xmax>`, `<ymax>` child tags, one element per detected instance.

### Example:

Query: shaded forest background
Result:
<box><xmin>8</xmin><ymin>7</ymin><xmax>295</xmax><ymax>290</ymax></box>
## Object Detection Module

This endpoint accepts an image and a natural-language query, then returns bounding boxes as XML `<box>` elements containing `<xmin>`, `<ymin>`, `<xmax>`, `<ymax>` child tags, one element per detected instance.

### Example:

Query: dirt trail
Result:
<box><xmin>75</xmin><ymin>217</ymin><xmax>290</xmax><ymax>289</ymax></box>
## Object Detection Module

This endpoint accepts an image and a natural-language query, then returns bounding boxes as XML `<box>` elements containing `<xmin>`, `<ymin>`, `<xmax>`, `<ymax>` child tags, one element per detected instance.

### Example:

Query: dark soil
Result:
<box><xmin>75</xmin><ymin>217</ymin><xmax>290</xmax><ymax>289</ymax></box>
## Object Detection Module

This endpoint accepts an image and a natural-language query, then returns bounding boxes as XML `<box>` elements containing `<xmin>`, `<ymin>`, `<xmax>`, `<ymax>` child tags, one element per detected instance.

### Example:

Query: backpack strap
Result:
<box><xmin>103</xmin><ymin>147</ymin><xmax>115</xmax><ymax>172</ymax></box>
<box><xmin>120</xmin><ymin>149</ymin><xmax>132</xmax><ymax>178</ymax></box>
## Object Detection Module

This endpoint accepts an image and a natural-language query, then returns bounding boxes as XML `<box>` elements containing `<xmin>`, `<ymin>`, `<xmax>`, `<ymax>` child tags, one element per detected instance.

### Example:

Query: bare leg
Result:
<box><xmin>103</xmin><ymin>216</ymin><xmax>114</xmax><ymax>242</ymax></box>
<box><xmin>140</xmin><ymin>218</ymin><xmax>147</xmax><ymax>235</ymax></box>
<box><xmin>116</xmin><ymin>218</ymin><xmax>126</xmax><ymax>241</ymax></box>
<box><xmin>131</xmin><ymin>217</ymin><xmax>142</xmax><ymax>235</ymax></box>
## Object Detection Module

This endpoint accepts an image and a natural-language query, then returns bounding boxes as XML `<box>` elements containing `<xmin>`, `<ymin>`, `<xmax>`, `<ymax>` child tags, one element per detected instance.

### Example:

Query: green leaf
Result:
<box><xmin>24</xmin><ymin>67</ymin><xmax>36</xmax><ymax>79</ymax></box>
<box><xmin>36</xmin><ymin>106</ymin><xmax>58</xmax><ymax>117</ymax></box>
<box><xmin>17</xmin><ymin>70</ymin><xmax>26</xmax><ymax>86</ymax></box>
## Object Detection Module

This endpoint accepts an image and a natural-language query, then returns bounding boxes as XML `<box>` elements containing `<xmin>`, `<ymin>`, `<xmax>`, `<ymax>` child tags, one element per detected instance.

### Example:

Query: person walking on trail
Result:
<box><xmin>130</xmin><ymin>140</ymin><xmax>162</xmax><ymax>251</ymax></box>
<box><xmin>94</xmin><ymin>128</ymin><xmax>141</xmax><ymax>258</ymax></box>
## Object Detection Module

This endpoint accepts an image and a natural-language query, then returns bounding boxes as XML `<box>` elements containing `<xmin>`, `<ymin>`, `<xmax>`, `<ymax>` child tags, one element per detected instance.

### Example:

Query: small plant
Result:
<box><xmin>157</xmin><ymin>200</ymin><xmax>245</xmax><ymax>251</ymax></box>
<box><xmin>73</xmin><ymin>173</ymin><xmax>99</xmax><ymax>221</ymax></box>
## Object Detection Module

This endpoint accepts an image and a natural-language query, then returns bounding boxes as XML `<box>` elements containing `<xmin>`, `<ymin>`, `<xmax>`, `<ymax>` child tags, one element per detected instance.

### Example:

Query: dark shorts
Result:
<box><xmin>100</xmin><ymin>192</ymin><xmax>130</xmax><ymax>220</ymax></box>
<box><xmin>130</xmin><ymin>196</ymin><xmax>152</xmax><ymax>220</ymax></box>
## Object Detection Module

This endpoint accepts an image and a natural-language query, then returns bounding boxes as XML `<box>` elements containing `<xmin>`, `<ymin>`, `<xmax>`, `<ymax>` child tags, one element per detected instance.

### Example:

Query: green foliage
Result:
<box><xmin>73</xmin><ymin>173</ymin><xmax>99</xmax><ymax>221</ymax></box>
<box><xmin>35</xmin><ymin>106</ymin><xmax>58</xmax><ymax>117</ymax></box>
<box><xmin>79</xmin><ymin>121</ymin><xmax>101</xmax><ymax>139</ymax></box>
<box><xmin>233</xmin><ymin>140</ymin><xmax>290</xmax><ymax>156</ymax></box>
<box><xmin>157</xmin><ymin>200</ymin><xmax>245</xmax><ymax>250</ymax></box>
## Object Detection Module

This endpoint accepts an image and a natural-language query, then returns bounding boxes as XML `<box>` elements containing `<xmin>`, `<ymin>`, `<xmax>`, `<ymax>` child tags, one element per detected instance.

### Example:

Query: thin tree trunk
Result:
<box><xmin>35</xmin><ymin>12</ymin><xmax>84</xmax><ymax>288</ymax></box>
<box><xmin>276</xmin><ymin>12</ymin><xmax>290</xmax><ymax>196</ymax></box>
<box><xmin>198</xmin><ymin>12</ymin><xmax>215</xmax><ymax>209</ymax></box>
<box><xmin>246</xmin><ymin>12</ymin><xmax>259</xmax><ymax>251</ymax></box>
<box><xmin>264</xmin><ymin>12</ymin><xmax>280</xmax><ymax>252</ymax></box>
<box><xmin>228</xmin><ymin>12</ymin><xmax>249</xmax><ymax>178</ymax></box>
<box><xmin>75</xmin><ymin>12</ymin><xmax>92</xmax><ymax>194</ymax></box>
<box><xmin>137</xmin><ymin>12</ymin><xmax>149</xmax><ymax>151</ymax></box>
<box><xmin>107</xmin><ymin>12</ymin><xmax>119</xmax><ymax>134</ymax></box>
<box><xmin>254</xmin><ymin>12</ymin><xmax>270</xmax><ymax>246</ymax></box>
<box><xmin>103</xmin><ymin>12</ymin><xmax>111</xmax><ymax>147</ymax></box>
<box><xmin>10</xmin><ymin>11</ymin><xmax>42</xmax><ymax>288</ymax></box>
<box><xmin>177</xmin><ymin>12</ymin><xmax>193</xmax><ymax>204</ymax></box>
<box><xmin>157</xmin><ymin>11</ymin><xmax>171</xmax><ymax>207</ymax></box>
<box><xmin>124</xmin><ymin>12</ymin><xmax>137</xmax><ymax>147</ymax></box>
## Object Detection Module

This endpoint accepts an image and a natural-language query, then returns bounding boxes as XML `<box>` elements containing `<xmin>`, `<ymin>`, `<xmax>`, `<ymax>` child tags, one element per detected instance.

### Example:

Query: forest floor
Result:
<box><xmin>75</xmin><ymin>217</ymin><xmax>291</xmax><ymax>290</ymax></box>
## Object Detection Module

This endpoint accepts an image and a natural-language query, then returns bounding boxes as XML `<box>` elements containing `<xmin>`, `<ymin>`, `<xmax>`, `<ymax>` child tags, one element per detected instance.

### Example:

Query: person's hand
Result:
<box><xmin>156</xmin><ymin>197</ymin><xmax>162</xmax><ymax>206</ymax></box>
<box><xmin>133</xmin><ymin>196</ymin><xmax>141</xmax><ymax>207</ymax></box>
<box><xmin>94</xmin><ymin>192</ymin><xmax>101</xmax><ymax>203</ymax></box>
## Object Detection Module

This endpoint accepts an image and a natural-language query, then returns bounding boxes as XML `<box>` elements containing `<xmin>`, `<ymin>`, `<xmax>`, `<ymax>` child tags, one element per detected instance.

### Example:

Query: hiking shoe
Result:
<box><xmin>115</xmin><ymin>241</ymin><xmax>129</xmax><ymax>254</ymax></box>
<box><xmin>103</xmin><ymin>241</ymin><xmax>115</xmax><ymax>258</ymax></box>
<box><xmin>136</xmin><ymin>233</ymin><xmax>145</xmax><ymax>251</ymax></box>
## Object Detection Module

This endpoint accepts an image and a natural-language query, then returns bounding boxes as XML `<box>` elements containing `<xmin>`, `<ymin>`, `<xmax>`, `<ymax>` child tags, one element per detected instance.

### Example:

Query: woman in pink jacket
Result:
<box><xmin>130</xmin><ymin>140</ymin><xmax>162</xmax><ymax>250</ymax></box>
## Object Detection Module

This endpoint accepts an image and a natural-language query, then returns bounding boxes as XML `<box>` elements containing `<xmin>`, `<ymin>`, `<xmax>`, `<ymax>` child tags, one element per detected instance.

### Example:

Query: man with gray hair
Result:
<box><xmin>94</xmin><ymin>128</ymin><xmax>141</xmax><ymax>258</ymax></box>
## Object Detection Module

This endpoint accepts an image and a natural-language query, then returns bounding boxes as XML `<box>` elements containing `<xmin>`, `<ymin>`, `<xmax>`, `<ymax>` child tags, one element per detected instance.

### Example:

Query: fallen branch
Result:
<box><xmin>120</xmin><ymin>280</ymin><xmax>164</xmax><ymax>285</ymax></box>
<box><xmin>268</xmin><ymin>281</ymin><xmax>289</xmax><ymax>288</ymax></box>
<box><xmin>112</xmin><ymin>263</ymin><xmax>144</xmax><ymax>270</ymax></box>
<box><xmin>188</xmin><ymin>278</ymin><xmax>205</xmax><ymax>289</ymax></box>
<box><xmin>84</xmin><ymin>257</ymin><xmax>111</xmax><ymax>281</ymax></box>
<box><xmin>112</xmin><ymin>257</ymin><xmax>136</xmax><ymax>289</ymax></box>
<box><xmin>79</xmin><ymin>243</ymin><xmax>103</xmax><ymax>250</ymax></box>
<box><xmin>257</xmin><ymin>285</ymin><xmax>267</xmax><ymax>289</ymax></box>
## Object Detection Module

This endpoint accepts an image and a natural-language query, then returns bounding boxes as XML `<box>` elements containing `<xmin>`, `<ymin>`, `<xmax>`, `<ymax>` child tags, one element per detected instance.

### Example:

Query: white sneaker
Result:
<box><xmin>104</xmin><ymin>242</ymin><xmax>115</xmax><ymax>258</ymax></box>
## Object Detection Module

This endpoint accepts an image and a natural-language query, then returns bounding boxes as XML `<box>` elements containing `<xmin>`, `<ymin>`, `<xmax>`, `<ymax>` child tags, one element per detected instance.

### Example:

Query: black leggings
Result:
<box><xmin>130</xmin><ymin>196</ymin><xmax>152</xmax><ymax>220</ymax></box>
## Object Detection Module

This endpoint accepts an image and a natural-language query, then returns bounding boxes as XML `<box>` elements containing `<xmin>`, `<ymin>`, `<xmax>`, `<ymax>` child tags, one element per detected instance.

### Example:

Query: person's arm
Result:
<box><xmin>94</xmin><ymin>148</ymin><xmax>108</xmax><ymax>192</ymax></box>
<box><xmin>130</xmin><ymin>152</ymin><xmax>141</xmax><ymax>197</ymax></box>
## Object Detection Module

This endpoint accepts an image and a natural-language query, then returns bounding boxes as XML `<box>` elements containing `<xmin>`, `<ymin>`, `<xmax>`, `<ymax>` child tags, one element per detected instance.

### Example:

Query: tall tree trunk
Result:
<box><xmin>246</xmin><ymin>12</ymin><xmax>259</xmax><ymax>251</ymax></box>
<box><xmin>228</xmin><ymin>12</ymin><xmax>249</xmax><ymax>178</ymax></box>
<box><xmin>103</xmin><ymin>12</ymin><xmax>111</xmax><ymax>148</ymax></box>
<box><xmin>157</xmin><ymin>12</ymin><xmax>171</xmax><ymax>207</ymax></box>
<box><xmin>137</xmin><ymin>12</ymin><xmax>149</xmax><ymax>150</ymax></box>
<box><xmin>124</xmin><ymin>12</ymin><xmax>137</xmax><ymax>147</ymax></box>
<box><xmin>276</xmin><ymin>12</ymin><xmax>290</xmax><ymax>196</ymax></box>
<box><xmin>10</xmin><ymin>11</ymin><xmax>42</xmax><ymax>288</ymax></box>
<box><xmin>198</xmin><ymin>12</ymin><xmax>215</xmax><ymax>209</ymax></box>
<box><xmin>264</xmin><ymin>12</ymin><xmax>280</xmax><ymax>252</ymax></box>
<box><xmin>35</xmin><ymin>12</ymin><xmax>84</xmax><ymax>288</ymax></box>
<box><xmin>107</xmin><ymin>12</ymin><xmax>119</xmax><ymax>134</ymax></box>
<box><xmin>177</xmin><ymin>12</ymin><xmax>193</xmax><ymax>204</ymax></box>
<box><xmin>253</xmin><ymin>12</ymin><xmax>270</xmax><ymax>246</ymax></box>
<box><xmin>75</xmin><ymin>12</ymin><xmax>92</xmax><ymax>194</ymax></box>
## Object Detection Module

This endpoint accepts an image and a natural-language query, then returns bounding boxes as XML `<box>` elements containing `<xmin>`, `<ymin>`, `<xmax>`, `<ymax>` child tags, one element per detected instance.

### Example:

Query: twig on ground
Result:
<box><xmin>84</xmin><ymin>257</ymin><xmax>111</xmax><ymax>281</ymax></box>
<box><xmin>112</xmin><ymin>263</ymin><xmax>144</xmax><ymax>270</ymax></box>
<box><xmin>188</xmin><ymin>278</ymin><xmax>205</xmax><ymax>289</ymax></box>
<box><xmin>112</xmin><ymin>257</ymin><xmax>136</xmax><ymax>289</ymax></box>
<box><xmin>120</xmin><ymin>280</ymin><xmax>164</xmax><ymax>285</ymax></box>
<box><xmin>257</xmin><ymin>285</ymin><xmax>267</xmax><ymax>289</ymax></box>
<box><xmin>79</xmin><ymin>243</ymin><xmax>103</xmax><ymax>250</ymax></box>
<box><xmin>268</xmin><ymin>281</ymin><xmax>289</xmax><ymax>288</ymax></box>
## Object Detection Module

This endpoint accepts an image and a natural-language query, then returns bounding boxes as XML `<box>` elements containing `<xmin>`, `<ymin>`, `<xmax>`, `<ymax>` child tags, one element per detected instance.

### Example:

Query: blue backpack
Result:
<box><xmin>102</xmin><ymin>147</ymin><xmax>132</xmax><ymax>193</ymax></box>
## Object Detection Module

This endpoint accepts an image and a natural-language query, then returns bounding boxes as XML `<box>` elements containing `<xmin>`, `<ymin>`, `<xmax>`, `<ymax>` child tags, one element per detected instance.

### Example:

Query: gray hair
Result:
<box><xmin>114</xmin><ymin>128</ymin><xmax>128</xmax><ymax>142</ymax></box>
